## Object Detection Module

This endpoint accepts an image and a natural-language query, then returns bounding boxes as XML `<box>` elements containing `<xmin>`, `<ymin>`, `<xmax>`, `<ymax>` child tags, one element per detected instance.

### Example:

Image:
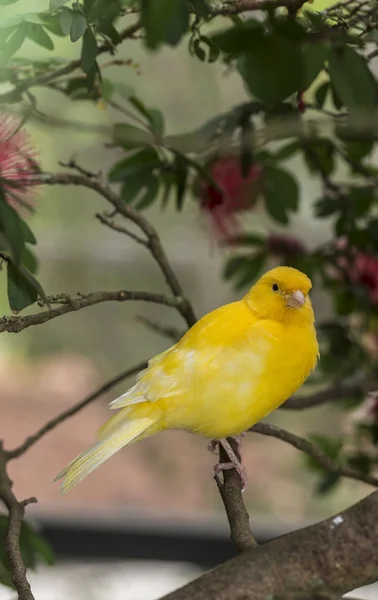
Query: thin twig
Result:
<box><xmin>6</xmin><ymin>362</ymin><xmax>146</xmax><ymax>460</ymax></box>
<box><xmin>36</xmin><ymin>172</ymin><xmax>197</xmax><ymax>327</ymax></box>
<box><xmin>136</xmin><ymin>315</ymin><xmax>184</xmax><ymax>341</ymax></box>
<box><xmin>0</xmin><ymin>444</ymin><xmax>37</xmax><ymax>600</ymax></box>
<box><xmin>0</xmin><ymin>290</ymin><xmax>186</xmax><ymax>334</ymax></box>
<box><xmin>282</xmin><ymin>381</ymin><xmax>365</xmax><ymax>410</ymax></box>
<box><xmin>249</xmin><ymin>423</ymin><xmax>378</xmax><ymax>488</ymax></box>
<box><xmin>96</xmin><ymin>213</ymin><xmax>148</xmax><ymax>246</ymax></box>
<box><xmin>215</xmin><ymin>438</ymin><xmax>258</xmax><ymax>551</ymax></box>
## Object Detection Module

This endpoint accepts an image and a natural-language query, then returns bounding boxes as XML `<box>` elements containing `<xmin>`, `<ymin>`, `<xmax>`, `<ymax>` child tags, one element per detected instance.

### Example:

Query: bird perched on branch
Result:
<box><xmin>55</xmin><ymin>266</ymin><xmax>319</xmax><ymax>493</ymax></box>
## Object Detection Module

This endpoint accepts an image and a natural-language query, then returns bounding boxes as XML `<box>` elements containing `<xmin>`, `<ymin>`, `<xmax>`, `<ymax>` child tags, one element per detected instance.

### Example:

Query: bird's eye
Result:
<box><xmin>272</xmin><ymin>283</ymin><xmax>279</xmax><ymax>292</ymax></box>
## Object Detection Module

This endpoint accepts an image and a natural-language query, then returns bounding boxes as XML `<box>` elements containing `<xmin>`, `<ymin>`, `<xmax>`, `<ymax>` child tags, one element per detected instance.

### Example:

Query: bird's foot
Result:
<box><xmin>207</xmin><ymin>432</ymin><xmax>246</xmax><ymax>456</ymax></box>
<box><xmin>212</xmin><ymin>437</ymin><xmax>248</xmax><ymax>492</ymax></box>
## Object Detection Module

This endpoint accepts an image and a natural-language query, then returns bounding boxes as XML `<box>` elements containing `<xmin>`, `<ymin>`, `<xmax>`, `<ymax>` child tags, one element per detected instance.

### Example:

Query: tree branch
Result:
<box><xmin>0</xmin><ymin>444</ymin><xmax>37</xmax><ymax>600</ymax></box>
<box><xmin>215</xmin><ymin>438</ymin><xmax>258</xmax><ymax>551</ymax></box>
<box><xmin>0</xmin><ymin>290</ymin><xmax>185</xmax><ymax>334</ymax></box>
<box><xmin>249</xmin><ymin>422</ymin><xmax>378</xmax><ymax>488</ymax></box>
<box><xmin>160</xmin><ymin>490</ymin><xmax>378</xmax><ymax>600</ymax></box>
<box><xmin>282</xmin><ymin>382</ymin><xmax>364</xmax><ymax>410</ymax></box>
<box><xmin>209</xmin><ymin>0</ymin><xmax>308</xmax><ymax>15</ymax></box>
<box><xmin>6</xmin><ymin>362</ymin><xmax>146</xmax><ymax>460</ymax></box>
<box><xmin>37</xmin><ymin>172</ymin><xmax>197</xmax><ymax>328</ymax></box>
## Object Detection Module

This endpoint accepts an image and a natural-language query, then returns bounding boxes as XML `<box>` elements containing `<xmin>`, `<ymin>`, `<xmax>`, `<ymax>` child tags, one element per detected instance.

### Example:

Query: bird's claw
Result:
<box><xmin>214</xmin><ymin>461</ymin><xmax>248</xmax><ymax>492</ymax></box>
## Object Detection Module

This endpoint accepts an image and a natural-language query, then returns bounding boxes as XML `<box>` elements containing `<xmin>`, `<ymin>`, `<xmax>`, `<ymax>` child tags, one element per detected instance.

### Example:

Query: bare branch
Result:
<box><xmin>160</xmin><ymin>489</ymin><xmax>378</xmax><ymax>600</ymax></box>
<box><xmin>209</xmin><ymin>0</ymin><xmax>307</xmax><ymax>15</ymax></box>
<box><xmin>0</xmin><ymin>290</ymin><xmax>185</xmax><ymax>335</ymax></box>
<box><xmin>215</xmin><ymin>438</ymin><xmax>258</xmax><ymax>551</ymax></box>
<box><xmin>249</xmin><ymin>422</ymin><xmax>378</xmax><ymax>488</ymax></box>
<box><xmin>6</xmin><ymin>362</ymin><xmax>146</xmax><ymax>460</ymax></box>
<box><xmin>96</xmin><ymin>212</ymin><xmax>148</xmax><ymax>246</ymax></box>
<box><xmin>0</xmin><ymin>444</ymin><xmax>37</xmax><ymax>600</ymax></box>
<box><xmin>136</xmin><ymin>315</ymin><xmax>184</xmax><ymax>341</ymax></box>
<box><xmin>37</xmin><ymin>172</ymin><xmax>197</xmax><ymax>328</ymax></box>
<box><xmin>282</xmin><ymin>382</ymin><xmax>364</xmax><ymax>410</ymax></box>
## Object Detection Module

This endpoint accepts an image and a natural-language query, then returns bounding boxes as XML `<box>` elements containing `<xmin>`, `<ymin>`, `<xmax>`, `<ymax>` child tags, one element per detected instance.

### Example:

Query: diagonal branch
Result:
<box><xmin>249</xmin><ymin>422</ymin><xmax>378</xmax><ymax>488</ymax></box>
<box><xmin>0</xmin><ymin>290</ymin><xmax>186</xmax><ymax>334</ymax></box>
<box><xmin>0</xmin><ymin>444</ymin><xmax>37</xmax><ymax>600</ymax></box>
<box><xmin>282</xmin><ymin>381</ymin><xmax>365</xmax><ymax>410</ymax></box>
<box><xmin>6</xmin><ymin>361</ymin><xmax>146</xmax><ymax>460</ymax></box>
<box><xmin>37</xmin><ymin>172</ymin><xmax>197</xmax><ymax>327</ymax></box>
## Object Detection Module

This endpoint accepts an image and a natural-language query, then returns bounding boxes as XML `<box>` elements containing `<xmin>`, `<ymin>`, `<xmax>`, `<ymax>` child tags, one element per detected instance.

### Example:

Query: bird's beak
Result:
<box><xmin>285</xmin><ymin>290</ymin><xmax>305</xmax><ymax>308</ymax></box>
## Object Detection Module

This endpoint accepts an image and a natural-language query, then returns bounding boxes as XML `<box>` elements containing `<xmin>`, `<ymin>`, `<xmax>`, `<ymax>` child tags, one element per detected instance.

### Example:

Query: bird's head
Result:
<box><xmin>244</xmin><ymin>266</ymin><xmax>315</xmax><ymax>325</ymax></box>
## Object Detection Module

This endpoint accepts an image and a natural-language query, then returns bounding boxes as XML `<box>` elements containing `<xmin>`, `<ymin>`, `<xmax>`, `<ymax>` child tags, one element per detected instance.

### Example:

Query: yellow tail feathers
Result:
<box><xmin>54</xmin><ymin>415</ymin><xmax>156</xmax><ymax>493</ymax></box>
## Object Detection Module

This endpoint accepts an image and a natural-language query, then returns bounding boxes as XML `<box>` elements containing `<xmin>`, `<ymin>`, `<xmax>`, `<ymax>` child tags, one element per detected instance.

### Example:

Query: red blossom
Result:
<box><xmin>334</xmin><ymin>240</ymin><xmax>378</xmax><ymax>305</ymax></box>
<box><xmin>196</xmin><ymin>156</ymin><xmax>262</xmax><ymax>242</ymax></box>
<box><xmin>0</xmin><ymin>113</ymin><xmax>39</xmax><ymax>214</ymax></box>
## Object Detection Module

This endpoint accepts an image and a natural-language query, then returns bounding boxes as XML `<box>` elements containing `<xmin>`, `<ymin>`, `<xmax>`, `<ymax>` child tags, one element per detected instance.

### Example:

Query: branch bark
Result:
<box><xmin>0</xmin><ymin>444</ymin><xmax>37</xmax><ymax>600</ymax></box>
<box><xmin>282</xmin><ymin>382</ymin><xmax>364</xmax><ymax>410</ymax></box>
<box><xmin>160</xmin><ymin>490</ymin><xmax>378</xmax><ymax>600</ymax></box>
<box><xmin>0</xmin><ymin>290</ymin><xmax>185</xmax><ymax>334</ymax></box>
<box><xmin>250</xmin><ymin>422</ymin><xmax>378</xmax><ymax>488</ymax></box>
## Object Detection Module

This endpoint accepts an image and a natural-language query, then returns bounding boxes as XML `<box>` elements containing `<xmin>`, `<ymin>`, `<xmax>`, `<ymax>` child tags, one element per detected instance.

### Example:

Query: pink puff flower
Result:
<box><xmin>0</xmin><ymin>113</ymin><xmax>40</xmax><ymax>215</ymax></box>
<box><xmin>196</xmin><ymin>156</ymin><xmax>262</xmax><ymax>243</ymax></box>
<box><xmin>334</xmin><ymin>239</ymin><xmax>378</xmax><ymax>305</ymax></box>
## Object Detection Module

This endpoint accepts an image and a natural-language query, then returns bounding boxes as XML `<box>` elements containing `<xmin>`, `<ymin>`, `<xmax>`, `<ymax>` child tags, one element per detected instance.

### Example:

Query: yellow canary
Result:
<box><xmin>55</xmin><ymin>266</ymin><xmax>319</xmax><ymax>493</ymax></box>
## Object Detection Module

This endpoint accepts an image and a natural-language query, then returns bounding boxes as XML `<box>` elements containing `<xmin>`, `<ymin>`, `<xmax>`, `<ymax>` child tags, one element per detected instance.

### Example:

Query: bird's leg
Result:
<box><xmin>207</xmin><ymin>439</ymin><xmax>219</xmax><ymax>455</ymax></box>
<box><xmin>213</xmin><ymin>437</ymin><xmax>248</xmax><ymax>492</ymax></box>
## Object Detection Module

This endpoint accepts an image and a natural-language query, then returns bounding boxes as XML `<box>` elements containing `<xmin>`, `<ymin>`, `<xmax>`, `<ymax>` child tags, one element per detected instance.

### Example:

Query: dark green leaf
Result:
<box><xmin>58</xmin><ymin>8</ymin><xmax>73</xmax><ymax>35</ymax></box>
<box><xmin>135</xmin><ymin>175</ymin><xmax>160</xmax><ymax>209</ymax></box>
<box><xmin>317</xmin><ymin>471</ymin><xmax>341</xmax><ymax>495</ymax></box>
<box><xmin>349</xmin><ymin>187</ymin><xmax>374</xmax><ymax>216</ymax></box>
<box><xmin>70</xmin><ymin>10</ymin><xmax>87</xmax><ymax>42</ymax></box>
<box><xmin>193</xmin><ymin>38</ymin><xmax>206</xmax><ymax>61</ymax></box>
<box><xmin>263</xmin><ymin>165</ymin><xmax>299</xmax><ymax>223</ymax></box>
<box><xmin>190</xmin><ymin>0</ymin><xmax>210</xmax><ymax>18</ymax></box>
<box><xmin>224</xmin><ymin>253</ymin><xmax>265</xmax><ymax>289</ymax></box>
<box><xmin>0</xmin><ymin>200</ymin><xmax>28</xmax><ymax>263</ymax></box>
<box><xmin>41</xmin><ymin>14</ymin><xmax>65</xmax><ymax>36</ymax></box>
<box><xmin>330</xmin><ymin>83</ymin><xmax>343</xmax><ymax>110</ymax></box>
<box><xmin>303</xmin><ymin>140</ymin><xmax>334</xmax><ymax>176</ymax></box>
<box><xmin>198</xmin><ymin>35</ymin><xmax>220</xmax><ymax>63</ymax></box>
<box><xmin>148</xmin><ymin>109</ymin><xmax>165</xmax><ymax>137</ymax></box>
<box><xmin>210</xmin><ymin>19</ymin><xmax>264</xmax><ymax>54</ymax></box>
<box><xmin>108</xmin><ymin>147</ymin><xmax>160</xmax><ymax>182</ymax></box>
<box><xmin>328</xmin><ymin>46</ymin><xmax>377</xmax><ymax>109</ymax></box>
<box><xmin>302</xmin><ymin>42</ymin><xmax>327</xmax><ymax>89</ymax></box>
<box><xmin>7</xmin><ymin>262</ymin><xmax>44</xmax><ymax>312</ymax></box>
<box><xmin>81</xmin><ymin>27</ymin><xmax>97</xmax><ymax>73</ymax></box>
<box><xmin>121</xmin><ymin>173</ymin><xmax>146</xmax><ymax>204</ymax></box>
<box><xmin>315</xmin><ymin>81</ymin><xmax>329</xmax><ymax>108</ymax></box>
<box><xmin>101</xmin><ymin>78</ymin><xmax>113</xmax><ymax>101</ymax></box>
<box><xmin>173</xmin><ymin>154</ymin><xmax>188</xmax><ymax>211</ymax></box>
<box><xmin>347</xmin><ymin>452</ymin><xmax>371</xmax><ymax>474</ymax></box>
<box><xmin>226</xmin><ymin>233</ymin><xmax>265</xmax><ymax>247</ymax></box>
<box><xmin>112</xmin><ymin>123</ymin><xmax>153</xmax><ymax>149</ymax></box>
<box><xmin>141</xmin><ymin>0</ymin><xmax>189</xmax><ymax>50</ymax></box>
<box><xmin>345</xmin><ymin>140</ymin><xmax>374</xmax><ymax>161</ymax></box>
<box><xmin>26</xmin><ymin>24</ymin><xmax>54</xmax><ymax>50</ymax></box>
<box><xmin>274</xmin><ymin>140</ymin><xmax>302</xmax><ymax>161</ymax></box>
<box><xmin>240</xmin><ymin>116</ymin><xmax>254</xmax><ymax>177</ymax></box>
<box><xmin>240</xmin><ymin>35</ymin><xmax>303</xmax><ymax>106</ymax></box>
<box><xmin>314</xmin><ymin>197</ymin><xmax>339</xmax><ymax>218</ymax></box>
<box><xmin>22</xmin><ymin>247</ymin><xmax>38</xmax><ymax>274</ymax></box>
<box><xmin>50</xmin><ymin>0</ymin><xmax>70</xmax><ymax>8</ymax></box>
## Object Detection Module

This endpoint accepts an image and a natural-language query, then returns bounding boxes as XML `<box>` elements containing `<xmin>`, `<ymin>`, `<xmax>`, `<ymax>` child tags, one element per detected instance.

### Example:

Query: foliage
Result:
<box><xmin>0</xmin><ymin>0</ymin><xmax>377</xmax><ymax>566</ymax></box>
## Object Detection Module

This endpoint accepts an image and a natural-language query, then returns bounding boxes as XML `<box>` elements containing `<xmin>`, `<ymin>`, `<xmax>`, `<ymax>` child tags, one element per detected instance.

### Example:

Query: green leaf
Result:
<box><xmin>302</xmin><ymin>42</ymin><xmax>327</xmax><ymax>89</ymax></box>
<box><xmin>0</xmin><ymin>201</ymin><xmax>27</xmax><ymax>263</ymax></box>
<box><xmin>193</xmin><ymin>38</ymin><xmax>205</xmax><ymax>61</ymax></box>
<box><xmin>173</xmin><ymin>154</ymin><xmax>188</xmax><ymax>211</ymax></box>
<box><xmin>50</xmin><ymin>0</ymin><xmax>70</xmax><ymax>9</ymax></box>
<box><xmin>70</xmin><ymin>10</ymin><xmax>87</xmax><ymax>42</ymax></box>
<box><xmin>135</xmin><ymin>175</ymin><xmax>160</xmax><ymax>210</ymax></box>
<box><xmin>113</xmin><ymin>81</ymin><xmax>134</xmax><ymax>100</ymax></box>
<box><xmin>22</xmin><ymin>247</ymin><xmax>38</xmax><ymax>274</ymax></box>
<box><xmin>303</xmin><ymin>140</ymin><xmax>334</xmax><ymax>176</ymax></box>
<box><xmin>274</xmin><ymin>140</ymin><xmax>302</xmax><ymax>161</ymax></box>
<box><xmin>345</xmin><ymin>139</ymin><xmax>374</xmax><ymax>161</ymax></box>
<box><xmin>120</xmin><ymin>173</ymin><xmax>146</xmax><ymax>204</ymax></box>
<box><xmin>226</xmin><ymin>233</ymin><xmax>265</xmax><ymax>247</ymax></box>
<box><xmin>317</xmin><ymin>471</ymin><xmax>341</xmax><ymax>495</ymax></box>
<box><xmin>315</xmin><ymin>81</ymin><xmax>329</xmax><ymax>108</ymax></box>
<box><xmin>58</xmin><ymin>8</ymin><xmax>73</xmax><ymax>35</ymax></box>
<box><xmin>210</xmin><ymin>19</ymin><xmax>263</xmax><ymax>54</ymax></box>
<box><xmin>108</xmin><ymin>147</ymin><xmax>160</xmax><ymax>182</ymax></box>
<box><xmin>314</xmin><ymin>197</ymin><xmax>339</xmax><ymax>218</ymax></box>
<box><xmin>0</xmin><ymin>0</ymin><xmax>22</xmax><ymax>4</ymax></box>
<box><xmin>7</xmin><ymin>262</ymin><xmax>44</xmax><ymax>312</ymax></box>
<box><xmin>148</xmin><ymin>109</ymin><xmax>165</xmax><ymax>137</ymax></box>
<box><xmin>1</xmin><ymin>22</ymin><xmax>27</xmax><ymax>62</ymax></box>
<box><xmin>263</xmin><ymin>166</ymin><xmax>299</xmax><ymax>224</ymax></box>
<box><xmin>27</xmin><ymin>24</ymin><xmax>54</xmax><ymax>50</ymax></box>
<box><xmin>141</xmin><ymin>0</ymin><xmax>189</xmax><ymax>50</ymax></box>
<box><xmin>81</xmin><ymin>27</ymin><xmax>97</xmax><ymax>73</ymax></box>
<box><xmin>189</xmin><ymin>0</ymin><xmax>210</xmax><ymax>18</ymax></box>
<box><xmin>328</xmin><ymin>46</ymin><xmax>377</xmax><ymax>110</ymax></box>
<box><xmin>23</xmin><ymin>13</ymin><xmax>46</xmax><ymax>25</ymax></box>
<box><xmin>224</xmin><ymin>253</ymin><xmax>265</xmax><ymax>290</ymax></box>
<box><xmin>239</xmin><ymin>35</ymin><xmax>303</xmax><ymax>106</ymax></box>
<box><xmin>0</xmin><ymin>14</ymin><xmax>23</xmax><ymax>28</ymax></box>
<box><xmin>112</xmin><ymin>123</ymin><xmax>153</xmax><ymax>149</ymax></box>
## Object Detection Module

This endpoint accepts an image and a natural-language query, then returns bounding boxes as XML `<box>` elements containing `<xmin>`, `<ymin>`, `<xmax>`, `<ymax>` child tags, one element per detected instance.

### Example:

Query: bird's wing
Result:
<box><xmin>109</xmin><ymin>301</ymin><xmax>275</xmax><ymax>410</ymax></box>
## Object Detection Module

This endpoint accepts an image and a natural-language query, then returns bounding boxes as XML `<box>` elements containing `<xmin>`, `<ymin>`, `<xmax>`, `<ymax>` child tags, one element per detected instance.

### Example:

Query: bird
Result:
<box><xmin>55</xmin><ymin>265</ymin><xmax>319</xmax><ymax>494</ymax></box>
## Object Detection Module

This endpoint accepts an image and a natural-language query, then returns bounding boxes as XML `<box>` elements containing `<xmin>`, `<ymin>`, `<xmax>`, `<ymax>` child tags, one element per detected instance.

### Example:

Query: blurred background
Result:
<box><xmin>0</xmin><ymin>0</ymin><xmax>377</xmax><ymax>598</ymax></box>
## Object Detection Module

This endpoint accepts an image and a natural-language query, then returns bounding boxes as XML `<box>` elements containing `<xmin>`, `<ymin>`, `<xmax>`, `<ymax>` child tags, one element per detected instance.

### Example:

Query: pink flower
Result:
<box><xmin>196</xmin><ymin>156</ymin><xmax>262</xmax><ymax>242</ymax></box>
<box><xmin>0</xmin><ymin>113</ymin><xmax>39</xmax><ymax>214</ymax></box>
<box><xmin>267</xmin><ymin>233</ymin><xmax>306</xmax><ymax>258</ymax></box>
<box><xmin>334</xmin><ymin>240</ymin><xmax>378</xmax><ymax>305</ymax></box>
